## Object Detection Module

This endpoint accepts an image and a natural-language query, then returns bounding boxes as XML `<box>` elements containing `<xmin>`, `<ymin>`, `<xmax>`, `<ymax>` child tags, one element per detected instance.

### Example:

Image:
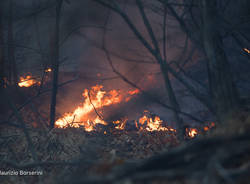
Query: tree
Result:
<box><xmin>94</xmin><ymin>0</ymin><xmax>185</xmax><ymax>138</ymax></box>
<box><xmin>160</xmin><ymin>0</ymin><xmax>242</xmax><ymax>121</ymax></box>
<box><xmin>49</xmin><ymin>0</ymin><xmax>63</xmax><ymax>128</ymax></box>
<box><xmin>201</xmin><ymin>0</ymin><xmax>240</xmax><ymax>121</ymax></box>
<box><xmin>7</xmin><ymin>0</ymin><xmax>18</xmax><ymax>86</ymax></box>
<box><xmin>94</xmin><ymin>0</ymin><xmax>247</xmax><ymax>129</ymax></box>
<box><xmin>0</xmin><ymin>1</ymin><xmax>5</xmax><ymax>90</ymax></box>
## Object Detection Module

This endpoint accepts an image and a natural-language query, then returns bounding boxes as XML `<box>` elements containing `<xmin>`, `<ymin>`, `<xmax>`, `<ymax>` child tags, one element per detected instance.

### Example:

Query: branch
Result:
<box><xmin>87</xmin><ymin>90</ymin><xmax>105</xmax><ymax>121</ymax></box>
<box><xmin>3</xmin><ymin>88</ymin><xmax>39</xmax><ymax>162</ymax></box>
<box><xmin>95</xmin><ymin>0</ymin><xmax>212</xmax><ymax>111</ymax></box>
<box><xmin>103</xmin><ymin>43</ymin><xmax>203</xmax><ymax>123</ymax></box>
<box><xmin>136</xmin><ymin>0</ymin><xmax>161</xmax><ymax>54</ymax></box>
<box><xmin>8</xmin><ymin>76</ymin><xmax>79</xmax><ymax>121</ymax></box>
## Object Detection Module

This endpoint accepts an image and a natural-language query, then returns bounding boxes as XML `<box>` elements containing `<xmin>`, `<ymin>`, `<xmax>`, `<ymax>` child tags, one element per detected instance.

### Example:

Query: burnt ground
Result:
<box><xmin>1</xmin><ymin>87</ymin><xmax>250</xmax><ymax>184</ymax></box>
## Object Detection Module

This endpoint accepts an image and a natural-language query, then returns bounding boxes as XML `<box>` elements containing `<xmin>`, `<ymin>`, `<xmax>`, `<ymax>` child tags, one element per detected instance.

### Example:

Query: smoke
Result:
<box><xmin>54</xmin><ymin>0</ymin><xmax>191</xmax><ymax>123</ymax></box>
<box><xmin>11</xmin><ymin>0</ymin><xmax>203</xmax><ymax>124</ymax></box>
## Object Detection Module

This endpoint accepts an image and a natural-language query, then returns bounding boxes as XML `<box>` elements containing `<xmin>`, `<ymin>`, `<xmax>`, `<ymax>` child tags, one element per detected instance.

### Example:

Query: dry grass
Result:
<box><xmin>210</xmin><ymin>110</ymin><xmax>250</xmax><ymax>137</ymax></box>
<box><xmin>1</xmin><ymin>110</ymin><xmax>249</xmax><ymax>184</ymax></box>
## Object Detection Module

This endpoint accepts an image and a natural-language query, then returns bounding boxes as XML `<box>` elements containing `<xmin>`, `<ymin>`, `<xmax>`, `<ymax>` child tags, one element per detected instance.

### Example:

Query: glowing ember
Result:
<box><xmin>188</xmin><ymin>128</ymin><xmax>198</xmax><ymax>138</ymax></box>
<box><xmin>243</xmin><ymin>48</ymin><xmax>250</xmax><ymax>54</ymax></box>
<box><xmin>128</xmin><ymin>89</ymin><xmax>140</xmax><ymax>95</ymax></box>
<box><xmin>204</xmin><ymin>126</ymin><xmax>209</xmax><ymax>131</ymax></box>
<box><xmin>55</xmin><ymin>85</ymin><xmax>139</xmax><ymax>131</ymax></box>
<box><xmin>113</xmin><ymin>118</ymin><xmax>128</xmax><ymax>130</ymax></box>
<box><xmin>204</xmin><ymin>122</ymin><xmax>215</xmax><ymax>131</ymax></box>
<box><xmin>137</xmin><ymin>111</ymin><xmax>176</xmax><ymax>132</ymax></box>
<box><xmin>45</xmin><ymin>68</ymin><xmax>52</xmax><ymax>73</ymax></box>
<box><xmin>125</xmin><ymin>89</ymin><xmax>140</xmax><ymax>102</ymax></box>
<box><xmin>18</xmin><ymin>75</ymin><xmax>40</xmax><ymax>87</ymax></box>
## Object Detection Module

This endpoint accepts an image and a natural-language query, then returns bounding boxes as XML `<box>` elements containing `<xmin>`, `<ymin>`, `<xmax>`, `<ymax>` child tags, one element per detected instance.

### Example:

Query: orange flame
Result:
<box><xmin>54</xmin><ymin>84</ymin><xmax>215</xmax><ymax>138</ymax></box>
<box><xmin>128</xmin><ymin>89</ymin><xmax>140</xmax><ymax>95</ymax></box>
<box><xmin>45</xmin><ymin>68</ymin><xmax>52</xmax><ymax>73</ymax></box>
<box><xmin>125</xmin><ymin>89</ymin><xmax>140</xmax><ymax>102</ymax></box>
<box><xmin>204</xmin><ymin>122</ymin><xmax>215</xmax><ymax>131</ymax></box>
<box><xmin>204</xmin><ymin>126</ymin><xmax>209</xmax><ymax>131</ymax></box>
<box><xmin>18</xmin><ymin>75</ymin><xmax>40</xmax><ymax>87</ymax></box>
<box><xmin>55</xmin><ymin>85</ymin><xmax>139</xmax><ymax>131</ymax></box>
<box><xmin>137</xmin><ymin>111</ymin><xmax>176</xmax><ymax>132</ymax></box>
<box><xmin>113</xmin><ymin>118</ymin><xmax>128</xmax><ymax>130</ymax></box>
<box><xmin>188</xmin><ymin>128</ymin><xmax>198</xmax><ymax>138</ymax></box>
<box><xmin>18</xmin><ymin>68</ymin><xmax>52</xmax><ymax>88</ymax></box>
<box><xmin>243</xmin><ymin>48</ymin><xmax>250</xmax><ymax>54</ymax></box>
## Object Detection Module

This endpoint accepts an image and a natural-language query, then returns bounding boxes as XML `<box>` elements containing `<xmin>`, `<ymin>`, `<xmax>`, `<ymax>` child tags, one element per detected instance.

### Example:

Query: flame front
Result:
<box><xmin>134</xmin><ymin>110</ymin><xmax>176</xmax><ymax>132</ymax></box>
<box><xmin>55</xmin><ymin>84</ymin><xmax>214</xmax><ymax>138</ymax></box>
<box><xmin>137</xmin><ymin>115</ymin><xmax>175</xmax><ymax>132</ymax></box>
<box><xmin>18</xmin><ymin>75</ymin><xmax>40</xmax><ymax>87</ymax></box>
<box><xmin>55</xmin><ymin>85</ymin><xmax>138</xmax><ymax>131</ymax></box>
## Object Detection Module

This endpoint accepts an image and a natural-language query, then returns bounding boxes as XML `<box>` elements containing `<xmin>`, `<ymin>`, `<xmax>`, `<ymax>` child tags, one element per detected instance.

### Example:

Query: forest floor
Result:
<box><xmin>1</xmin><ymin>112</ymin><xmax>250</xmax><ymax>184</ymax></box>
<box><xmin>0</xmin><ymin>124</ymin><xmax>179</xmax><ymax>183</ymax></box>
<box><xmin>1</xmin><ymin>91</ymin><xmax>250</xmax><ymax>184</ymax></box>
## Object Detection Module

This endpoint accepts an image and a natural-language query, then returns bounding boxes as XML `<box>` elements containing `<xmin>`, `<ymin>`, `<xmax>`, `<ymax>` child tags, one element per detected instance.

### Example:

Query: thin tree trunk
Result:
<box><xmin>7</xmin><ymin>0</ymin><xmax>17</xmax><ymax>86</ymax></box>
<box><xmin>162</xmin><ymin>6</ymin><xmax>184</xmax><ymax>140</ymax></box>
<box><xmin>202</xmin><ymin>0</ymin><xmax>239</xmax><ymax>121</ymax></box>
<box><xmin>49</xmin><ymin>0</ymin><xmax>63</xmax><ymax>128</ymax></box>
<box><xmin>136</xmin><ymin>0</ymin><xmax>184</xmax><ymax>139</ymax></box>
<box><xmin>0</xmin><ymin>3</ymin><xmax>5</xmax><ymax>90</ymax></box>
<box><xmin>95</xmin><ymin>0</ymin><xmax>185</xmax><ymax>139</ymax></box>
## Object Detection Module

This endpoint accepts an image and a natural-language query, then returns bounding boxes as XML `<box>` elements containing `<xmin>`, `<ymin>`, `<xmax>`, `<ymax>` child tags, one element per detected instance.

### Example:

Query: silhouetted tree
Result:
<box><xmin>49</xmin><ymin>0</ymin><xmax>63</xmax><ymax>128</ymax></box>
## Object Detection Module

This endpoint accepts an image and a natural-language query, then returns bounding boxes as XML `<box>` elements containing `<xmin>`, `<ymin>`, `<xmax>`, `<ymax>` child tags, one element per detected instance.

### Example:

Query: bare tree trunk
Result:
<box><xmin>7</xmin><ymin>0</ymin><xmax>17</xmax><ymax>86</ymax></box>
<box><xmin>202</xmin><ymin>0</ymin><xmax>239</xmax><ymax>121</ymax></box>
<box><xmin>162</xmin><ymin>6</ymin><xmax>184</xmax><ymax>139</ymax></box>
<box><xmin>49</xmin><ymin>0</ymin><xmax>63</xmax><ymax>129</ymax></box>
<box><xmin>160</xmin><ymin>61</ymin><xmax>184</xmax><ymax>139</ymax></box>
<box><xmin>94</xmin><ymin>0</ymin><xmax>185</xmax><ymax>139</ymax></box>
<box><xmin>0</xmin><ymin>3</ymin><xmax>5</xmax><ymax>90</ymax></box>
<box><xmin>136</xmin><ymin>0</ymin><xmax>184</xmax><ymax>139</ymax></box>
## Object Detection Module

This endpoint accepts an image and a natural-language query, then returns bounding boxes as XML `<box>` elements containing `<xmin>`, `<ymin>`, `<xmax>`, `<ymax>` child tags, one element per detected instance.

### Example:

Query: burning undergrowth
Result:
<box><xmin>17</xmin><ymin>68</ymin><xmax>52</xmax><ymax>88</ymax></box>
<box><xmin>1</xmin><ymin>82</ymin><xmax>216</xmax><ymax>184</ymax></box>
<box><xmin>54</xmin><ymin>84</ymin><xmax>214</xmax><ymax>137</ymax></box>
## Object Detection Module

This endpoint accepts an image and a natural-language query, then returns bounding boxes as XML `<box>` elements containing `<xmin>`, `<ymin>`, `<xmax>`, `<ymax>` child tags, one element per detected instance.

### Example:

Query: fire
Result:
<box><xmin>137</xmin><ymin>111</ymin><xmax>176</xmax><ymax>132</ymax></box>
<box><xmin>204</xmin><ymin>122</ymin><xmax>215</xmax><ymax>131</ymax></box>
<box><xmin>204</xmin><ymin>126</ymin><xmax>209</xmax><ymax>131</ymax></box>
<box><xmin>243</xmin><ymin>48</ymin><xmax>250</xmax><ymax>54</ymax></box>
<box><xmin>18</xmin><ymin>68</ymin><xmax>52</xmax><ymax>88</ymax></box>
<box><xmin>45</xmin><ymin>68</ymin><xmax>52</xmax><ymax>73</ymax></box>
<box><xmin>128</xmin><ymin>89</ymin><xmax>140</xmax><ymax>95</ymax></box>
<box><xmin>18</xmin><ymin>75</ymin><xmax>40</xmax><ymax>87</ymax></box>
<box><xmin>138</xmin><ymin>115</ymin><xmax>168</xmax><ymax>131</ymax></box>
<box><xmin>125</xmin><ymin>89</ymin><xmax>140</xmax><ymax>102</ymax></box>
<box><xmin>187</xmin><ymin>128</ymin><xmax>198</xmax><ymax>138</ymax></box>
<box><xmin>113</xmin><ymin>118</ymin><xmax>128</xmax><ymax>130</ymax></box>
<box><xmin>55</xmin><ymin>85</ymin><xmax>139</xmax><ymax>131</ymax></box>
<box><xmin>54</xmin><ymin>84</ymin><xmax>215</xmax><ymax>138</ymax></box>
